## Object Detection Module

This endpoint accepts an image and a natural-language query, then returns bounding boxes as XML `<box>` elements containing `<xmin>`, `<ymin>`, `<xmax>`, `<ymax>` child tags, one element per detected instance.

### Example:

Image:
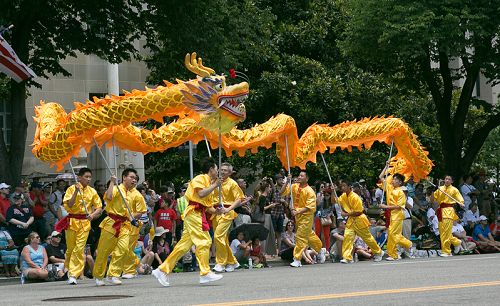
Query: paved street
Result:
<box><xmin>2</xmin><ymin>253</ymin><xmax>499</xmax><ymax>305</ymax></box>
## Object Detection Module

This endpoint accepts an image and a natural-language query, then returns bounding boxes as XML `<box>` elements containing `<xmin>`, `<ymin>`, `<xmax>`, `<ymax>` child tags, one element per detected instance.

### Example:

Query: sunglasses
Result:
<box><xmin>53</xmin><ymin>235</ymin><xmax>62</xmax><ymax>238</ymax></box>
<box><xmin>34</xmin><ymin>236</ymin><xmax>40</xmax><ymax>239</ymax></box>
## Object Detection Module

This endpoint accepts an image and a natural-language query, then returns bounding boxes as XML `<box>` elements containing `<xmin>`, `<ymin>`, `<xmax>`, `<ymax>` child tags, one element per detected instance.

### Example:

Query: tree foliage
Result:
<box><xmin>340</xmin><ymin>0</ymin><xmax>500</xmax><ymax>181</ymax></box>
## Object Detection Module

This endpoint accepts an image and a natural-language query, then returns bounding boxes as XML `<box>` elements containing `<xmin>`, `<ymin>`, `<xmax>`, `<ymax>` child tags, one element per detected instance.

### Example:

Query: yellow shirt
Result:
<box><xmin>101</xmin><ymin>184</ymin><xmax>144</xmax><ymax>235</ymax></box>
<box><xmin>377</xmin><ymin>176</ymin><xmax>394</xmax><ymax>205</ymax></box>
<box><xmin>63</xmin><ymin>184</ymin><xmax>102</xmax><ymax>231</ymax></box>
<box><xmin>389</xmin><ymin>187</ymin><xmax>405</xmax><ymax>221</ymax></box>
<box><xmin>338</xmin><ymin>191</ymin><xmax>370</xmax><ymax>229</ymax></box>
<box><xmin>433</xmin><ymin>185</ymin><xmax>464</xmax><ymax>220</ymax></box>
<box><xmin>213</xmin><ymin>178</ymin><xmax>244</xmax><ymax>220</ymax></box>
<box><xmin>183</xmin><ymin>174</ymin><xmax>216</xmax><ymax>218</ymax></box>
<box><xmin>283</xmin><ymin>183</ymin><xmax>316</xmax><ymax>216</ymax></box>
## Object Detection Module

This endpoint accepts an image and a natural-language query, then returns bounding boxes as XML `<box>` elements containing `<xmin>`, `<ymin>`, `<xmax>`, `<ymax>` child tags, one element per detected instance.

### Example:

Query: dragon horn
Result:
<box><xmin>185</xmin><ymin>52</ymin><xmax>213</xmax><ymax>77</ymax></box>
<box><xmin>197</xmin><ymin>57</ymin><xmax>215</xmax><ymax>75</ymax></box>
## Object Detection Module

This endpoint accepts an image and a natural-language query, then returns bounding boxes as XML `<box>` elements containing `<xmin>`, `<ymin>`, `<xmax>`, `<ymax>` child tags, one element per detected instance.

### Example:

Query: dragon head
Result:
<box><xmin>181</xmin><ymin>53</ymin><xmax>248</xmax><ymax>133</ymax></box>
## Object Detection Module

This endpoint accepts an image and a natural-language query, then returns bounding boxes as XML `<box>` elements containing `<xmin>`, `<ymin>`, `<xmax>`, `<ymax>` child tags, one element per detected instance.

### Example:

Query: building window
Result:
<box><xmin>0</xmin><ymin>99</ymin><xmax>11</xmax><ymax>146</ymax></box>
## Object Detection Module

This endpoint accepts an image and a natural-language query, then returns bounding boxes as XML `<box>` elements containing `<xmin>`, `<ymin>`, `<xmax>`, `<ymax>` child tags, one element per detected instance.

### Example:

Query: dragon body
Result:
<box><xmin>33</xmin><ymin>53</ymin><xmax>432</xmax><ymax>180</ymax></box>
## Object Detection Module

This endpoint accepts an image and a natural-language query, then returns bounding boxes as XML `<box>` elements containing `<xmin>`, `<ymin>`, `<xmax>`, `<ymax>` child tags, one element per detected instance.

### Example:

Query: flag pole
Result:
<box><xmin>285</xmin><ymin>135</ymin><xmax>294</xmax><ymax>210</ymax></box>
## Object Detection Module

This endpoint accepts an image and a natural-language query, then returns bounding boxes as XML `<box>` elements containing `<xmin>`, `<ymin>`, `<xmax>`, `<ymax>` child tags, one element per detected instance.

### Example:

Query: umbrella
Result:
<box><xmin>55</xmin><ymin>173</ymin><xmax>75</xmax><ymax>180</ymax></box>
<box><xmin>229</xmin><ymin>223</ymin><xmax>269</xmax><ymax>242</ymax></box>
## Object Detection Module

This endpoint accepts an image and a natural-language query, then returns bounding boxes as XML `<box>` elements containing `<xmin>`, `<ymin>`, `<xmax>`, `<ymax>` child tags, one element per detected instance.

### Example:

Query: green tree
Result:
<box><xmin>340</xmin><ymin>0</ymin><xmax>500</xmax><ymax>181</ymax></box>
<box><xmin>0</xmin><ymin>0</ymin><xmax>148</xmax><ymax>185</ymax></box>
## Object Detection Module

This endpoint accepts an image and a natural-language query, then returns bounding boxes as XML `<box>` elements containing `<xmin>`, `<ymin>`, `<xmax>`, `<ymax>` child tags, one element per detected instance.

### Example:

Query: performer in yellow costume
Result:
<box><xmin>93</xmin><ymin>168</ymin><xmax>142</xmax><ymax>286</ymax></box>
<box><xmin>59</xmin><ymin>167</ymin><xmax>102</xmax><ymax>285</ymax></box>
<box><xmin>212</xmin><ymin>162</ymin><xmax>252</xmax><ymax>273</ymax></box>
<box><xmin>152</xmin><ymin>158</ymin><xmax>223</xmax><ymax>287</ymax></box>
<box><xmin>432</xmin><ymin>175</ymin><xmax>465</xmax><ymax>257</ymax></box>
<box><xmin>283</xmin><ymin>171</ymin><xmax>325</xmax><ymax>267</ymax></box>
<box><xmin>115</xmin><ymin>178</ymin><xmax>147</xmax><ymax>279</ymax></box>
<box><xmin>379</xmin><ymin>172</ymin><xmax>413</xmax><ymax>261</ymax></box>
<box><xmin>332</xmin><ymin>180</ymin><xmax>384</xmax><ymax>263</ymax></box>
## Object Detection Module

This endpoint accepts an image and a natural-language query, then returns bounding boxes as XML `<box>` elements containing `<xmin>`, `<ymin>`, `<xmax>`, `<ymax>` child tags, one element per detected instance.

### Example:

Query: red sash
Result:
<box><xmin>384</xmin><ymin>209</ymin><xmax>391</xmax><ymax>227</ymax></box>
<box><xmin>189</xmin><ymin>201</ymin><xmax>210</xmax><ymax>231</ymax></box>
<box><xmin>54</xmin><ymin>214</ymin><xmax>87</xmax><ymax>232</ymax></box>
<box><xmin>108</xmin><ymin>213</ymin><xmax>128</xmax><ymax>237</ymax></box>
<box><xmin>436</xmin><ymin>203</ymin><xmax>454</xmax><ymax>222</ymax></box>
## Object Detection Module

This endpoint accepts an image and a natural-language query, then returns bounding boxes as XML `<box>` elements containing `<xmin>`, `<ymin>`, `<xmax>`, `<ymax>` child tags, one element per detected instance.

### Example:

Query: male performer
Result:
<box><xmin>116</xmin><ymin>177</ymin><xmax>147</xmax><ymax>279</ymax></box>
<box><xmin>378</xmin><ymin>172</ymin><xmax>412</xmax><ymax>261</ymax></box>
<box><xmin>282</xmin><ymin>171</ymin><xmax>325</xmax><ymax>267</ymax></box>
<box><xmin>93</xmin><ymin>168</ymin><xmax>143</xmax><ymax>286</ymax></box>
<box><xmin>152</xmin><ymin>158</ymin><xmax>223</xmax><ymax>286</ymax></box>
<box><xmin>212</xmin><ymin>162</ymin><xmax>252</xmax><ymax>273</ymax></box>
<box><xmin>331</xmin><ymin>180</ymin><xmax>384</xmax><ymax>263</ymax></box>
<box><xmin>60</xmin><ymin>167</ymin><xmax>102</xmax><ymax>285</ymax></box>
<box><xmin>432</xmin><ymin>175</ymin><xmax>465</xmax><ymax>257</ymax></box>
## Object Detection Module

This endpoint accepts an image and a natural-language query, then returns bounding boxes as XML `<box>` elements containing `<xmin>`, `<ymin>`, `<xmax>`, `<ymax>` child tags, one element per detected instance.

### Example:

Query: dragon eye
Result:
<box><xmin>214</xmin><ymin>84</ymin><xmax>223</xmax><ymax>91</ymax></box>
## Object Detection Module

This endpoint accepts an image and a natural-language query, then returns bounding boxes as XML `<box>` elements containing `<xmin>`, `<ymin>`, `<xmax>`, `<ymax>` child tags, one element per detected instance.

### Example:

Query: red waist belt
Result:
<box><xmin>436</xmin><ymin>203</ymin><xmax>454</xmax><ymax>222</ymax></box>
<box><xmin>189</xmin><ymin>201</ymin><xmax>210</xmax><ymax>231</ymax></box>
<box><xmin>54</xmin><ymin>214</ymin><xmax>87</xmax><ymax>232</ymax></box>
<box><xmin>108</xmin><ymin>213</ymin><xmax>128</xmax><ymax>237</ymax></box>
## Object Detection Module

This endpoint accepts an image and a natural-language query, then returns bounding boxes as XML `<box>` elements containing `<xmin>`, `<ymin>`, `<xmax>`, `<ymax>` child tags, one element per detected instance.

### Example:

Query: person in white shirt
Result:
<box><xmin>461</xmin><ymin>204</ymin><xmax>480</xmax><ymax>233</ymax></box>
<box><xmin>460</xmin><ymin>175</ymin><xmax>479</xmax><ymax>211</ymax></box>
<box><xmin>452</xmin><ymin>221</ymin><xmax>476</xmax><ymax>253</ymax></box>
<box><xmin>401</xmin><ymin>187</ymin><xmax>414</xmax><ymax>240</ymax></box>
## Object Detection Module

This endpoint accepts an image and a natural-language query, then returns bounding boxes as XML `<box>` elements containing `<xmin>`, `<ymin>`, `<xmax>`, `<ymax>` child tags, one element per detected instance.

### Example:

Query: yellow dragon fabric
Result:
<box><xmin>32</xmin><ymin>53</ymin><xmax>433</xmax><ymax>181</ymax></box>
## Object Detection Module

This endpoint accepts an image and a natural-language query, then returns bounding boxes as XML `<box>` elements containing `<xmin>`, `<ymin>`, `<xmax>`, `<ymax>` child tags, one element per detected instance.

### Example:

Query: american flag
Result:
<box><xmin>0</xmin><ymin>32</ymin><xmax>36</xmax><ymax>82</ymax></box>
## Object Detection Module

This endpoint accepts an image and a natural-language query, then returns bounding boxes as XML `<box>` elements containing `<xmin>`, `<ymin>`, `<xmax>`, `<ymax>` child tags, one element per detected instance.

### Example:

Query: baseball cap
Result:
<box><xmin>0</xmin><ymin>183</ymin><xmax>10</xmax><ymax>189</ymax></box>
<box><xmin>51</xmin><ymin>231</ymin><xmax>61</xmax><ymax>237</ymax></box>
<box><xmin>167</xmin><ymin>187</ymin><xmax>175</xmax><ymax>193</ymax></box>
<box><xmin>479</xmin><ymin>215</ymin><xmax>488</xmax><ymax>221</ymax></box>
<box><xmin>400</xmin><ymin>186</ymin><xmax>408</xmax><ymax>191</ymax></box>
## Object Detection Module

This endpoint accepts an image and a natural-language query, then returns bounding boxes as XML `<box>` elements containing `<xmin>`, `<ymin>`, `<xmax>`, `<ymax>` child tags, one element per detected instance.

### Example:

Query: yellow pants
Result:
<box><xmin>342</xmin><ymin>226</ymin><xmax>382</xmax><ymax>261</ymax></box>
<box><xmin>387</xmin><ymin>219</ymin><xmax>412</xmax><ymax>258</ymax></box>
<box><xmin>64</xmin><ymin>228</ymin><xmax>90</xmax><ymax>278</ymax></box>
<box><xmin>213</xmin><ymin>215</ymin><xmax>238</xmax><ymax>266</ymax></box>
<box><xmin>159</xmin><ymin>210</ymin><xmax>211</xmax><ymax>276</ymax></box>
<box><xmin>93</xmin><ymin>227</ymin><xmax>130</xmax><ymax>278</ymax></box>
<box><xmin>439</xmin><ymin>218</ymin><xmax>461</xmax><ymax>255</ymax></box>
<box><xmin>116</xmin><ymin>232</ymin><xmax>140</xmax><ymax>275</ymax></box>
<box><xmin>293</xmin><ymin>214</ymin><xmax>322</xmax><ymax>260</ymax></box>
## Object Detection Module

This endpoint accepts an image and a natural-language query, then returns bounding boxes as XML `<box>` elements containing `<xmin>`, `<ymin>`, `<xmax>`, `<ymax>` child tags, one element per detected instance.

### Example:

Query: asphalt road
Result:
<box><xmin>2</xmin><ymin>253</ymin><xmax>499</xmax><ymax>305</ymax></box>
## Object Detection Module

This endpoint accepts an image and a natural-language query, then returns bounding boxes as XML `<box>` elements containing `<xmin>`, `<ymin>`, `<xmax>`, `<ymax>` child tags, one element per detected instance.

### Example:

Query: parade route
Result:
<box><xmin>2</xmin><ymin>253</ymin><xmax>499</xmax><ymax>305</ymax></box>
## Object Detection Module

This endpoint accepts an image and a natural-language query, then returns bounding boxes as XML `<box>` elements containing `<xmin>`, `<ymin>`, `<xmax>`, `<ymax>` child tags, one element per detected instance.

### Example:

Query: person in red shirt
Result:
<box><xmin>154</xmin><ymin>187</ymin><xmax>177</xmax><ymax>248</ymax></box>
<box><xmin>0</xmin><ymin>183</ymin><xmax>11</xmax><ymax>226</ymax></box>
<box><xmin>29</xmin><ymin>182</ymin><xmax>49</xmax><ymax>240</ymax></box>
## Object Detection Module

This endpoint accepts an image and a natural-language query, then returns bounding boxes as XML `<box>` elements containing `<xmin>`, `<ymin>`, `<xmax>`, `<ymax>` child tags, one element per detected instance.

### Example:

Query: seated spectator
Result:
<box><xmin>462</xmin><ymin>204</ymin><xmax>480</xmax><ymax>234</ymax></box>
<box><xmin>490</xmin><ymin>215</ymin><xmax>500</xmax><ymax>241</ymax></box>
<box><xmin>151</xmin><ymin>227</ymin><xmax>170</xmax><ymax>269</ymax></box>
<box><xmin>279</xmin><ymin>221</ymin><xmax>296</xmax><ymax>261</ymax></box>
<box><xmin>83</xmin><ymin>244</ymin><xmax>95</xmax><ymax>278</ymax></box>
<box><xmin>302</xmin><ymin>248</ymin><xmax>318</xmax><ymax>264</ymax></box>
<box><xmin>369</xmin><ymin>218</ymin><xmax>387</xmax><ymax>247</ymax></box>
<box><xmin>20</xmin><ymin>232</ymin><xmax>49</xmax><ymax>281</ymax></box>
<box><xmin>451</xmin><ymin>221</ymin><xmax>476</xmax><ymax>254</ymax></box>
<box><xmin>6</xmin><ymin>193</ymin><xmax>34</xmax><ymax>247</ymax></box>
<box><xmin>0</xmin><ymin>228</ymin><xmax>19</xmax><ymax>277</ymax></box>
<box><xmin>473</xmin><ymin>216</ymin><xmax>500</xmax><ymax>252</ymax></box>
<box><xmin>45</xmin><ymin>231</ymin><xmax>67</xmax><ymax>279</ymax></box>
<box><xmin>230</xmin><ymin>232</ymin><xmax>251</xmax><ymax>265</ymax></box>
<box><xmin>330</xmin><ymin>220</ymin><xmax>346</xmax><ymax>261</ymax></box>
<box><xmin>354</xmin><ymin>236</ymin><xmax>373</xmax><ymax>260</ymax></box>
<box><xmin>133</xmin><ymin>239</ymin><xmax>154</xmax><ymax>274</ymax></box>
<box><xmin>249</xmin><ymin>237</ymin><xmax>267</xmax><ymax>267</ymax></box>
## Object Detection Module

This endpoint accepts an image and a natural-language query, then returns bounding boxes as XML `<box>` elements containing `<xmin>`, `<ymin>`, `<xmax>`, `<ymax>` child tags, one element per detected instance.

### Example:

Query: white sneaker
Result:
<box><xmin>340</xmin><ymin>259</ymin><xmax>354</xmax><ymax>264</ymax></box>
<box><xmin>439</xmin><ymin>253</ymin><xmax>453</xmax><ymax>257</ymax></box>
<box><xmin>212</xmin><ymin>264</ymin><xmax>225</xmax><ymax>273</ymax></box>
<box><xmin>373</xmin><ymin>250</ymin><xmax>384</xmax><ymax>262</ymax></box>
<box><xmin>290</xmin><ymin>259</ymin><xmax>302</xmax><ymax>267</ymax></box>
<box><xmin>199</xmin><ymin>272</ymin><xmax>223</xmax><ymax>284</ymax></box>
<box><xmin>121</xmin><ymin>274</ymin><xmax>135</xmax><ymax>279</ymax></box>
<box><xmin>95</xmin><ymin>278</ymin><xmax>106</xmax><ymax>286</ymax></box>
<box><xmin>318</xmin><ymin>248</ymin><xmax>326</xmax><ymax>264</ymax></box>
<box><xmin>68</xmin><ymin>276</ymin><xmax>77</xmax><ymax>285</ymax></box>
<box><xmin>152</xmin><ymin>268</ymin><xmax>170</xmax><ymax>287</ymax></box>
<box><xmin>106</xmin><ymin>277</ymin><xmax>122</xmax><ymax>285</ymax></box>
<box><xmin>385</xmin><ymin>256</ymin><xmax>399</xmax><ymax>261</ymax></box>
<box><xmin>224</xmin><ymin>262</ymin><xmax>240</xmax><ymax>272</ymax></box>
<box><xmin>453</xmin><ymin>245</ymin><xmax>463</xmax><ymax>255</ymax></box>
